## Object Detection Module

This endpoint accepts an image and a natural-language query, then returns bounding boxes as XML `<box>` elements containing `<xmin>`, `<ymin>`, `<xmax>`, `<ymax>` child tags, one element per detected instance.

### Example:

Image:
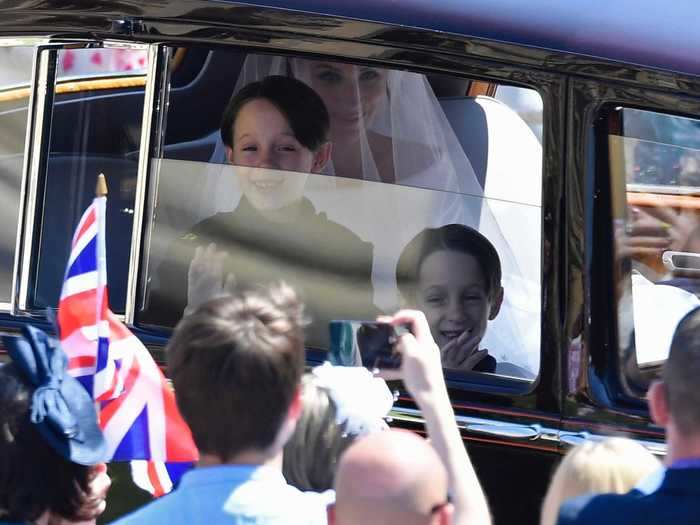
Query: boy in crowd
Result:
<box><xmin>113</xmin><ymin>284</ymin><xmax>332</xmax><ymax>524</ymax></box>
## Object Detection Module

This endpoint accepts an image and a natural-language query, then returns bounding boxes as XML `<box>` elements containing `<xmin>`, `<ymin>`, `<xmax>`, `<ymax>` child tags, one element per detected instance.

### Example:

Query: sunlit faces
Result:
<box><xmin>225</xmin><ymin>98</ymin><xmax>330</xmax><ymax>211</ymax></box>
<box><xmin>294</xmin><ymin>60</ymin><xmax>388</xmax><ymax>138</ymax></box>
<box><xmin>415</xmin><ymin>250</ymin><xmax>503</xmax><ymax>352</ymax></box>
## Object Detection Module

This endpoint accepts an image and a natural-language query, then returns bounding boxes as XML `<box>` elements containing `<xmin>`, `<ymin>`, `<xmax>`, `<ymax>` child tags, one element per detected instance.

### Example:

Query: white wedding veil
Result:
<box><xmin>206</xmin><ymin>52</ymin><xmax>539</xmax><ymax>374</ymax></box>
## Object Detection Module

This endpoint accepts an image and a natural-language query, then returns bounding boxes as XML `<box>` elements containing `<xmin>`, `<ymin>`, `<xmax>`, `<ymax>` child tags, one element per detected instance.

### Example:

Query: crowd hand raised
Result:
<box><xmin>441</xmin><ymin>329</ymin><xmax>489</xmax><ymax>372</ymax></box>
<box><xmin>617</xmin><ymin>206</ymin><xmax>700</xmax><ymax>261</ymax></box>
<box><xmin>616</xmin><ymin>207</ymin><xmax>672</xmax><ymax>260</ymax></box>
<box><xmin>378</xmin><ymin>310</ymin><xmax>447</xmax><ymax>406</ymax></box>
<box><xmin>185</xmin><ymin>243</ymin><xmax>236</xmax><ymax>316</ymax></box>
<box><xmin>641</xmin><ymin>204</ymin><xmax>700</xmax><ymax>253</ymax></box>
<box><xmin>381</xmin><ymin>311</ymin><xmax>492</xmax><ymax>525</ymax></box>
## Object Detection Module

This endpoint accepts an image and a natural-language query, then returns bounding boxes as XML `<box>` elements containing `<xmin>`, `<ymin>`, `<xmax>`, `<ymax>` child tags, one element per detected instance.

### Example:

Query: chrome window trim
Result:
<box><xmin>391</xmin><ymin>406</ymin><xmax>666</xmax><ymax>457</ymax></box>
<box><xmin>6</xmin><ymin>43</ymin><xmax>41</xmax><ymax>315</ymax></box>
<box><xmin>125</xmin><ymin>44</ymin><xmax>169</xmax><ymax>325</ymax></box>
<box><xmin>16</xmin><ymin>46</ymin><xmax>58</xmax><ymax>313</ymax></box>
<box><xmin>12</xmin><ymin>39</ymin><xmax>151</xmax><ymax>316</ymax></box>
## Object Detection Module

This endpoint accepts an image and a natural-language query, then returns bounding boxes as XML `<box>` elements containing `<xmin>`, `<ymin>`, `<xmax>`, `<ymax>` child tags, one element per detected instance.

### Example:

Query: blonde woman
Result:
<box><xmin>540</xmin><ymin>437</ymin><xmax>662</xmax><ymax>525</ymax></box>
<box><xmin>283</xmin><ymin>363</ymin><xmax>393</xmax><ymax>491</ymax></box>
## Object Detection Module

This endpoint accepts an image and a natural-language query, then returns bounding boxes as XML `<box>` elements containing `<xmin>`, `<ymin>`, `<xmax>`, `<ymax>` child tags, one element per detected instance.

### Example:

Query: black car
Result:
<box><xmin>1</xmin><ymin>1</ymin><xmax>697</xmax><ymax>523</ymax></box>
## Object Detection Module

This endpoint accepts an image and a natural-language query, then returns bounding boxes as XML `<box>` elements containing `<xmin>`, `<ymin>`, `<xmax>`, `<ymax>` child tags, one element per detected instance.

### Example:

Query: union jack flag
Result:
<box><xmin>58</xmin><ymin>184</ymin><xmax>198</xmax><ymax>496</ymax></box>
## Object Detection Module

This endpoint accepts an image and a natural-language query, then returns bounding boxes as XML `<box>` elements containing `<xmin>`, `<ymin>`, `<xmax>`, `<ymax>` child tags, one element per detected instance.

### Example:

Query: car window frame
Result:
<box><xmin>10</xmin><ymin>40</ymin><xmax>152</xmax><ymax>319</ymax></box>
<box><xmin>573</xmin><ymin>77</ymin><xmax>700</xmax><ymax>415</ymax></box>
<box><xmin>126</xmin><ymin>34</ymin><xmax>563</xmax><ymax>401</ymax></box>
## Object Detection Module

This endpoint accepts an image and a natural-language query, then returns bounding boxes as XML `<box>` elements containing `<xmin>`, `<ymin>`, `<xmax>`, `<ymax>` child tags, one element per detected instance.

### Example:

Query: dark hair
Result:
<box><xmin>220</xmin><ymin>75</ymin><xmax>330</xmax><ymax>152</ymax></box>
<box><xmin>167</xmin><ymin>283</ymin><xmax>307</xmax><ymax>461</ymax></box>
<box><xmin>0</xmin><ymin>363</ymin><xmax>93</xmax><ymax>522</ymax></box>
<box><xmin>664</xmin><ymin>306</ymin><xmax>700</xmax><ymax>435</ymax></box>
<box><xmin>396</xmin><ymin>224</ymin><xmax>502</xmax><ymax>301</ymax></box>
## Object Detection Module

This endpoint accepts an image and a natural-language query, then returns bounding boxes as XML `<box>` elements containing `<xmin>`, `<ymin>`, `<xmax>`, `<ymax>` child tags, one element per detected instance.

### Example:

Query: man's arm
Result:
<box><xmin>384</xmin><ymin>310</ymin><xmax>492</xmax><ymax>525</ymax></box>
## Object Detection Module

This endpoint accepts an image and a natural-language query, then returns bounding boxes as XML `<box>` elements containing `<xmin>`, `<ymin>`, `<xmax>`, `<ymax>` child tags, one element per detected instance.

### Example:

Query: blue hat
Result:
<box><xmin>2</xmin><ymin>325</ymin><xmax>107</xmax><ymax>465</ymax></box>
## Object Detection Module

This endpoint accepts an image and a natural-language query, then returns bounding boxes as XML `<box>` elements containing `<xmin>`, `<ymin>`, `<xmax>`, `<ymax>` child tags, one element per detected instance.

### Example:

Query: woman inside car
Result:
<box><xmin>206</xmin><ymin>53</ymin><xmax>535</xmax><ymax>367</ymax></box>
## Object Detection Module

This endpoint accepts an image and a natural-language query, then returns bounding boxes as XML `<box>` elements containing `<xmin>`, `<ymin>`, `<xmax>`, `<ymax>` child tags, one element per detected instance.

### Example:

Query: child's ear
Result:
<box><xmin>488</xmin><ymin>286</ymin><xmax>504</xmax><ymax>320</ymax></box>
<box><xmin>311</xmin><ymin>142</ymin><xmax>332</xmax><ymax>173</ymax></box>
<box><xmin>225</xmin><ymin>146</ymin><xmax>235</xmax><ymax>165</ymax></box>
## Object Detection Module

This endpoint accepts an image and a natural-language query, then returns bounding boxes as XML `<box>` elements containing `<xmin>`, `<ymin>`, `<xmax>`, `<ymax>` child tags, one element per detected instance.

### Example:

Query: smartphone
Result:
<box><xmin>662</xmin><ymin>251</ymin><xmax>700</xmax><ymax>275</ymax></box>
<box><xmin>329</xmin><ymin>320</ymin><xmax>408</xmax><ymax>370</ymax></box>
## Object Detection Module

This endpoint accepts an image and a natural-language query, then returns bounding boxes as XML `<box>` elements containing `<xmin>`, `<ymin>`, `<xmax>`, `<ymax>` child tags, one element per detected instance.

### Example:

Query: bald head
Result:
<box><xmin>332</xmin><ymin>429</ymin><xmax>450</xmax><ymax>525</ymax></box>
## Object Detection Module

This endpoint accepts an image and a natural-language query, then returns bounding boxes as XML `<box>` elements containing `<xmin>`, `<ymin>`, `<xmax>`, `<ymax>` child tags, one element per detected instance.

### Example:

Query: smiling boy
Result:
<box><xmin>144</xmin><ymin>76</ymin><xmax>375</xmax><ymax>346</ymax></box>
<box><xmin>396</xmin><ymin>223</ymin><xmax>504</xmax><ymax>373</ymax></box>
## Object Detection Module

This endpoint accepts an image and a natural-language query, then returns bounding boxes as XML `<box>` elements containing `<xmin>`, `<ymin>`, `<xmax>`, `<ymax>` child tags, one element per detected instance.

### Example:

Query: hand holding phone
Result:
<box><xmin>329</xmin><ymin>320</ymin><xmax>407</xmax><ymax>371</ymax></box>
<box><xmin>379</xmin><ymin>310</ymin><xmax>447</xmax><ymax>404</ymax></box>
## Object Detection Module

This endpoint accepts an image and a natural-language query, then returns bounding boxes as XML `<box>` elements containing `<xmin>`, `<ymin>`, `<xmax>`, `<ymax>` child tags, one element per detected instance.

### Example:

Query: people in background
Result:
<box><xmin>283</xmin><ymin>363</ymin><xmax>393</xmax><ymax>492</ymax></box>
<box><xmin>557</xmin><ymin>306</ymin><xmax>700</xmax><ymax>525</ymax></box>
<box><xmin>114</xmin><ymin>284</ymin><xmax>332</xmax><ymax>524</ymax></box>
<box><xmin>0</xmin><ymin>326</ymin><xmax>110</xmax><ymax>525</ymax></box>
<box><xmin>328</xmin><ymin>309</ymin><xmax>492</xmax><ymax>525</ymax></box>
<box><xmin>396</xmin><ymin>223</ymin><xmax>533</xmax><ymax>377</ymax></box>
<box><xmin>540</xmin><ymin>437</ymin><xmax>661</xmax><ymax>525</ymax></box>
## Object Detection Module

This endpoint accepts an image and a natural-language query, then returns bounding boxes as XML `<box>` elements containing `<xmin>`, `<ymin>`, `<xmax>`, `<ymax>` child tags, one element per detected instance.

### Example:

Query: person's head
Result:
<box><xmin>167</xmin><ymin>283</ymin><xmax>307</xmax><ymax>463</ymax></box>
<box><xmin>291</xmin><ymin>59</ymin><xmax>389</xmax><ymax>139</ymax></box>
<box><xmin>220</xmin><ymin>75</ymin><xmax>331</xmax><ymax>210</ymax></box>
<box><xmin>648</xmin><ymin>306</ymin><xmax>700</xmax><ymax>454</ymax></box>
<box><xmin>396</xmin><ymin>224</ymin><xmax>504</xmax><ymax>351</ymax></box>
<box><xmin>283</xmin><ymin>374</ymin><xmax>355</xmax><ymax>491</ymax></box>
<box><xmin>330</xmin><ymin>429</ymin><xmax>452</xmax><ymax>525</ymax></box>
<box><xmin>539</xmin><ymin>437</ymin><xmax>661</xmax><ymax>525</ymax></box>
<box><xmin>0</xmin><ymin>326</ymin><xmax>109</xmax><ymax>523</ymax></box>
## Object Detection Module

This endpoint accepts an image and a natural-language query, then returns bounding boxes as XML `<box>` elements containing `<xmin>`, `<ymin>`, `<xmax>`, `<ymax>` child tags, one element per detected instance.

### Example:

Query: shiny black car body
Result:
<box><xmin>2</xmin><ymin>1</ymin><xmax>696</xmax><ymax>523</ymax></box>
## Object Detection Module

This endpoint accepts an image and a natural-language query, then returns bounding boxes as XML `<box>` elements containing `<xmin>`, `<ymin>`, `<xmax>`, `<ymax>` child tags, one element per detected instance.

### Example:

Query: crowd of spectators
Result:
<box><xmin>2</xmin><ymin>282</ymin><xmax>700</xmax><ymax>525</ymax></box>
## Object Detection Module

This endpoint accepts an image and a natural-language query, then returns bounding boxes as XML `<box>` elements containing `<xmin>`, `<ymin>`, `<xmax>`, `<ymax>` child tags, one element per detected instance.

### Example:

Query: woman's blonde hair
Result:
<box><xmin>282</xmin><ymin>373</ymin><xmax>355</xmax><ymax>491</ymax></box>
<box><xmin>540</xmin><ymin>437</ymin><xmax>661</xmax><ymax>525</ymax></box>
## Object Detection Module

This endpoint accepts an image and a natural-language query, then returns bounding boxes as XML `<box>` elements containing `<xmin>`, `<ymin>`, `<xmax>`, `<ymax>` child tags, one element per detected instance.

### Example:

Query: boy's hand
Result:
<box><xmin>441</xmin><ymin>330</ymin><xmax>490</xmax><ymax>371</ymax></box>
<box><xmin>185</xmin><ymin>243</ymin><xmax>236</xmax><ymax>316</ymax></box>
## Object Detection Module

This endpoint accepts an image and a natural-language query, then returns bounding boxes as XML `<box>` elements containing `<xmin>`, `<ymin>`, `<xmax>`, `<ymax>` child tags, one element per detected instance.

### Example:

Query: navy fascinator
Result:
<box><xmin>3</xmin><ymin>325</ymin><xmax>107</xmax><ymax>465</ymax></box>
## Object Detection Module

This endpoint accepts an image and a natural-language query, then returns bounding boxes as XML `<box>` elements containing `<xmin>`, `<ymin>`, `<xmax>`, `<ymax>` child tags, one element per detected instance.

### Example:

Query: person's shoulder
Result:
<box><xmin>109</xmin><ymin>492</ymin><xmax>183</xmax><ymax>525</ymax></box>
<box><xmin>286</xmin><ymin>487</ymin><xmax>335</xmax><ymax>524</ymax></box>
<box><xmin>556</xmin><ymin>491</ymin><xmax>643</xmax><ymax>525</ymax></box>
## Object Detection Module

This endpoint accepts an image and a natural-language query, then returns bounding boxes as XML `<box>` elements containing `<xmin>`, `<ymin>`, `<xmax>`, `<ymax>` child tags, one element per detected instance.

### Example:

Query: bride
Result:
<box><xmin>205</xmin><ymin>53</ymin><xmax>539</xmax><ymax>374</ymax></box>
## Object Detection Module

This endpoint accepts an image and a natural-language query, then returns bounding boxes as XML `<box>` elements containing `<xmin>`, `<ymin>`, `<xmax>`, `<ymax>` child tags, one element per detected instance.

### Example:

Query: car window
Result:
<box><xmin>137</xmin><ymin>47</ymin><xmax>543</xmax><ymax>381</ymax></box>
<box><xmin>29</xmin><ymin>47</ymin><xmax>148</xmax><ymax>313</ymax></box>
<box><xmin>608</xmin><ymin>107</ymin><xmax>700</xmax><ymax>389</ymax></box>
<box><xmin>0</xmin><ymin>44</ymin><xmax>34</xmax><ymax>305</ymax></box>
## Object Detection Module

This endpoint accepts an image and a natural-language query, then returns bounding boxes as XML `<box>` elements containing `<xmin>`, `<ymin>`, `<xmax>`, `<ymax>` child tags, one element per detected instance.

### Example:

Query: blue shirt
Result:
<box><xmin>111</xmin><ymin>464</ymin><xmax>334</xmax><ymax>525</ymax></box>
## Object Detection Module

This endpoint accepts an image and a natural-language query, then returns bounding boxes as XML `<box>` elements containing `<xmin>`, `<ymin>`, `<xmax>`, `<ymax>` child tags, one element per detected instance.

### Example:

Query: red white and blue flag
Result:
<box><xmin>58</xmin><ymin>187</ymin><xmax>198</xmax><ymax>496</ymax></box>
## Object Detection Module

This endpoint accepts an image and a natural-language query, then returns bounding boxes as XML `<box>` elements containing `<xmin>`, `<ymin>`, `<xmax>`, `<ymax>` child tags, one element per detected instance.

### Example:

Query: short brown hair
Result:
<box><xmin>664</xmin><ymin>306</ymin><xmax>700</xmax><ymax>435</ymax></box>
<box><xmin>396</xmin><ymin>224</ymin><xmax>502</xmax><ymax>301</ymax></box>
<box><xmin>167</xmin><ymin>284</ymin><xmax>306</xmax><ymax>460</ymax></box>
<box><xmin>220</xmin><ymin>75</ymin><xmax>330</xmax><ymax>152</ymax></box>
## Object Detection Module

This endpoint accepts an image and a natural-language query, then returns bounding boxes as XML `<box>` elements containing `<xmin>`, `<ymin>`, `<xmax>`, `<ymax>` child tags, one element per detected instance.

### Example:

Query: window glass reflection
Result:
<box><xmin>141</xmin><ymin>48</ymin><xmax>543</xmax><ymax>379</ymax></box>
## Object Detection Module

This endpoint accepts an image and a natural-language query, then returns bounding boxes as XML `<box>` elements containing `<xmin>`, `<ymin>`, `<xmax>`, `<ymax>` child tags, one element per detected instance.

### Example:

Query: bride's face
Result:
<box><xmin>296</xmin><ymin>60</ymin><xmax>388</xmax><ymax>139</ymax></box>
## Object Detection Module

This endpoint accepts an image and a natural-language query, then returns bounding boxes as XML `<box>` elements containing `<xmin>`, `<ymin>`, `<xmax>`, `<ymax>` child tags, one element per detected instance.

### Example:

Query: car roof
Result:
<box><xmin>229</xmin><ymin>0</ymin><xmax>700</xmax><ymax>77</ymax></box>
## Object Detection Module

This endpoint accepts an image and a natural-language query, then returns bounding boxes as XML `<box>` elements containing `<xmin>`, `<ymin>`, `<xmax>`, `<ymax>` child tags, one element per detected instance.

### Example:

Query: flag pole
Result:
<box><xmin>94</xmin><ymin>173</ymin><xmax>108</xmax><ymax>422</ymax></box>
<box><xmin>96</xmin><ymin>172</ymin><xmax>108</xmax><ymax>197</ymax></box>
